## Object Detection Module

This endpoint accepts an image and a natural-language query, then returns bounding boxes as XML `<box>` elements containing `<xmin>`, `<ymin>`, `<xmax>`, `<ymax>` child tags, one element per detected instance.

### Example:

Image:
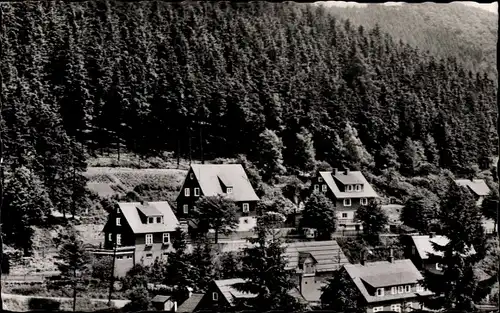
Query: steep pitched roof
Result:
<box><xmin>137</xmin><ymin>203</ymin><xmax>163</xmax><ymax>217</ymax></box>
<box><xmin>177</xmin><ymin>293</ymin><xmax>204</xmax><ymax>313</ymax></box>
<box><xmin>455</xmin><ymin>179</ymin><xmax>491</xmax><ymax>197</ymax></box>
<box><xmin>283</xmin><ymin>240</ymin><xmax>350</xmax><ymax>272</ymax></box>
<box><xmin>344</xmin><ymin>260</ymin><xmax>433</xmax><ymax>303</ymax></box>
<box><xmin>298</xmin><ymin>252</ymin><xmax>317</xmax><ymax>265</ymax></box>
<box><xmin>117</xmin><ymin>201</ymin><xmax>179</xmax><ymax>234</ymax></box>
<box><xmin>181</xmin><ymin>164</ymin><xmax>259</xmax><ymax>202</ymax></box>
<box><xmin>410</xmin><ymin>235</ymin><xmax>476</xmax><ymax>260</ymax></box>
<box><xmin>319</xmin><ymin>171</ymin><xmax>378</xmax><ymax>199</ymax></box>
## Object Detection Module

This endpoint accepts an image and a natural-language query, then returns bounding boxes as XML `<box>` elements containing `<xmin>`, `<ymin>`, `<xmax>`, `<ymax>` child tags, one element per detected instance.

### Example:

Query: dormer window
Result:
<box><xmin>227</xmin><ymin>187</ymin><xmax>233</xmax><ymax>194</ymax></box>
<box><xmin>391</xmin><ymin>287</ymin><xmax>397</xmax><ymax>295</ymax></box>
<box><xmin>356</xmin><ymin>184</ymin><xmax>362</xmax><ymax>191</ymax></box>
<box><xmin>194</xmin><ymin>187</ymin><xmax>200</xmax><ymax>196</ymax></box>
<box><xmin>405</xmin><ymin>285</ymin><xmax>411</xmax><ymax>293</ymax></box>
<box><xmin>416</xmin><ymin>285</ymin><xmax>424</xmax><ymax>292</ymax></box>
<box><xmin>156</xmin><ymin>217</ymin><xmax>162</xmax><ymax>224</ymax></box>
<box><xmin>398</xmin><ymin>286</ymin><xmax>404</xmax><ymax>293</ymax></box>
<box><xmin>376</xmin><ymin>288</ymin><xmax>384</xmax><ymax>297</ymax></box>
<box><xmin>347</xmin><ymin>185</ymin><xmax>353</xmax><ymax>192</ymax></box>
<box><xmin>148</xmin><ymin>217</ymin><xmax>154</xmax><ymax>224</ymax></box>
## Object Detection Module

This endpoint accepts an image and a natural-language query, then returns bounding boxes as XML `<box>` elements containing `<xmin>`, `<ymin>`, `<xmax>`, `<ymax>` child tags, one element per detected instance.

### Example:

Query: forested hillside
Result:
<box><xmin>0</xmin><ymin>1</ymin><xmax>498</xmax><ymax>254</ymax></box>
<box><xmin>324</xmin><ymin>2</ymin><xmax>498</xmax><ymax>79</ymax></box>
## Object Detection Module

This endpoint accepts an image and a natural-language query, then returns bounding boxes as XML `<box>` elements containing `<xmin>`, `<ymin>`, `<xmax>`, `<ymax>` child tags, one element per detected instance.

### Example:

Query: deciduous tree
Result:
<box><xmin>192</xmin><ymin>195</ymin><xmax>239</xmax><ymax>243</ymax></box>
<box><xmin>300</xmin><ymin>193</ymin><xmax>336</xmax><ymax>240</ymax></box>
<box><xmin>354</xmin><ymin>200</ymin><xmax>388</xmax><ymax>245</ymax></box>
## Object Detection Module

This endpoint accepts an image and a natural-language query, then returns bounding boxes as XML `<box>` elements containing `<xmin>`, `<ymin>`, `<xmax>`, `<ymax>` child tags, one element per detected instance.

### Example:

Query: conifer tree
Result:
<box><xmin>255</xmin><ymin>129</ymin><xmax>286</xmax><ymax>183</ymax></box>
<box><xmin>321</xmin><ymin>268</ymin><xmax>366</xmax><ymax>313</ymax></box>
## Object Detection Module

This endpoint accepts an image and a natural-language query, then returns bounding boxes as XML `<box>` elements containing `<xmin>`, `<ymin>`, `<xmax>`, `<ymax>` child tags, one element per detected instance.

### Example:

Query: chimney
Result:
<box><xmin>333</xmin><ymin>168</ymin><xmax>338</xmax><ymax>175</ymax></box>
<box><xmin>388</xmin><ymin>248</ymin><xmax>394</xmax><ymax>263</ymax></box>
<box><xmin>345</xmin><ymin>168</ymin><xmax>350</xmax><ymax>175</ymax></box>
<box><xmin>429</xmin><ymin>232</ymin><xmax>435</xmax><ymax>238</ymax></box>
<box><xmin>141</xmin><ymin>200</ymin><xmax>149</xmax><ymax>206</ymax></box>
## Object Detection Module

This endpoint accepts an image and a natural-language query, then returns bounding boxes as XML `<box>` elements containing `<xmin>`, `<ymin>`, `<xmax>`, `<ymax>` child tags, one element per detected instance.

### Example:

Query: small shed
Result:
<box><xmin>152</xmin><ymin>295</ymin><xmax>176</xmax><ymax>312</ymax></box>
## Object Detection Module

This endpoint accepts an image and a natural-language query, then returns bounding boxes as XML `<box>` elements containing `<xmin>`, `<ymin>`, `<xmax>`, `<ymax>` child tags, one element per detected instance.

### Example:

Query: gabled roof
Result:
<box><xmin>319</xmin><ymin>171</ymin><xmax>378</xmax><ymax>199</ymax></box>
<box><xmin>455</xmin><ymin>179</ymin><xmax>491</xmax><ymax>197</ymax></box>
<box><xmin>410</xmin><ymin>235</ymin><xmax>476</xmax><ymax>260</ymax></box>
<box><xmin>178</xmin><ymin>164</ymin><xmax>259</xmax><ymax>202</ymax></box>
<box><xmin>344</xmin><ymin>260</ymin><xmax>433</xmax><ymax>303</ymax></box>
<box><xmin>115</xmin><ymin>201</ymin><xmax>179</xmax><ymax>234</ymax></box>
<box><xmin>214</xmin><ymin>278</ymin><xmax>257</xmax><ymax>306</ymax></box>
<box><xmin>283</xmin><ymin>240</ymin><xmax>350</xmax><ymax>272</ymax></box>
<box><xmin>177</xmin><ymin>293</ymin><xmax>204</xmax><ymax>313</ymax></box>
<box><xmin>152</xmin><ymin>295</ymin><xmax>172</xmax><ymax>303</ymax></box>
<box><xmin>213</xmin><ymin>278</ymin><xmax>308</xmax><ymax>307</ymax></box>
<box><xmin>298</xmin><ymin>252</ymin><xmax>317</xmax><ymax>265</ymax></box>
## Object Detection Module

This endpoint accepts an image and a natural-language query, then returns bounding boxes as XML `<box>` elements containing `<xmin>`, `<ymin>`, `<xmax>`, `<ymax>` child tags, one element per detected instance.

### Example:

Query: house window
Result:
<box><xmin>117</xmin><ymin>255</ymin><xmax>123</xmax><ymax>260</ymax></box>
<box><xmin>398</xmin><ymin>286</ymin><xmax>404</xmax><ymax>294</ymax></box>
<box><xmin>322</xmin><ymin>184</ymin><xmax>327</xmax><ymax>192</ymax></box>
<box><xmin>108</xmin><ymin>233</ymin><xmax>112</xmax><ymax>241</ymax></box>
<box><xmin>416</xmin><ymin>285</ymin><xmax>424</xmax><ymax>292</ymax></box>
<box><xmin>347</xmin><ymin>185</ymin><xmax>353</xmax><ymax>192</ymax></box>
<box><xmin>227</xmin><ymin>187</ymin><xmax>233</xmax><ymax>194</ymax></box>
<box><xmin>342</xmin><ymin>212</ymin><xmax>348</xmax><ymax>218</ymax></box>
<box><xmin>117</xmin><ymin>208</ymin><xmax>120</xmax><ymax>214</ymax></box>
<box><xmin>436</xmin><ymin>263</ymin><xmax>442</xmax><ymax>270</ymax></box>
<box><xmin>373</xmin><ymin>307</ymin><xmax>384</xmax><ymax>313</ymax></box>
<box><xmin>343</xmin><ymin>198</ymin><xmax>351</xmax><ymax>206</ymax></box>
<box><xmin>361</xmin><ymin>198</ymin><xmax>368</xmax><ymax>205</ymax></box>
<box><xmin>189</xmin><ymin>173</ymin><xmax>194</xmax><ymax>180</ymax></box>
<box><xmin>163</xmin><ymin>233</ymin><xmax>170</xmax><ymax>244</ymax></box>
<box><xmin>318</xmin><ymin>177</ymin><xmax>323</xmax><ymax>182</ymax></box>
<box><xmin>162</xmin><ymin>252</ymin><xmax>168</xmax><ymax>261</ymax></box>
<box><xmin>194</xmin><ymin>187</ymin><xmax>200</xmax><ymax>196</ymax></box>
<box><xmin>391</xmin><ymin>304</ymin><xmax>401</xmax><ymax>312</ymax></box>
<box><xmin>405</xmin><ymin>285</ymin><xmax>411</xmax><ymax>293</ymax></box>
<box><xmin>148</xmin><ymin>217</ymin><xmax>154</xmax><ymax>224</ymax></box>
<box><xmin>116</xmin><ymin>218</ymin><xmax>121</xmax><ymax>226</ymax></box>
<box><xmin>116</xmin><ymin>234</ymin><xmax>121</xmax><ymax>246</ymax></box>
<box><xmin>183</xmin><ymin>205</ymin><xmax>189</xmax><ymax>214</ymax></box>
<box><xmin>304</xmin><ymin>263</ymin><xmax>316</xmax><ymax>274</ymax></box>
<box><xmin>146</xmin><ymin>253</ymin><xmax>153</xmax><ymax>259</ymax></box>
<box><xmin>212</xmin><ymin>292</ymin><xmax>218</xmax><ymax>301</ymax></box>
<box><xmin>156</xmin><ymin>217</ymin><xmax>162</xmax><ymax>224</ymax></box>
<box><xmin>184</xmin><ymin>188</ymin><xmax>190</xmax><ymax>196</ymax></box>
<box><xmin>356</xmin><ymin>184</ymin><xmax>362</xmax><ymax>191</ymax></box>
<box><xmin>314</xmin><ymin>184</ymin><xmax>319</xmax><ymax>192</ymax></box>
<box><xmin>391</xmin><ymin>287</ymin><xmax>397</xmax><ymax>295</ymax></box>
<box><xmin>376</xmin><ymin>288</ymin><xmax>384</xmax><ymax>297</ymax></box>
<box><xmin>242</xmin><ymin>203</ymin><xmax>249</xmax><ymax>213</ymax></box>
<box><xmin>411</xmin><ymin>246</ymin><xmax>416</xmax><ymax>255</ymax></box>
<box><xmin>145</xmin><ymin>234</ymin><xmax>153</xmax><ymax>245</ymax></box>
<box><xmin>127</xmin><ymin>255</ymin><xmax>132</xmax><ymax>259</ymax></box>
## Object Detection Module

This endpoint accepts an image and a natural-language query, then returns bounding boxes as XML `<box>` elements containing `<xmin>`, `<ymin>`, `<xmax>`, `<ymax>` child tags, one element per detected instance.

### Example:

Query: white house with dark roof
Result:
<box><xmin>343</xmin><ymin>258</ymin><xmax>433</xmax><ymax>313</ymax></box>
<box><xmin>455</xmin><ymin>179</ymin><xmax>491</xmax><ymax>206</ymax></box>
<box><xmin>311</xmin><ymin>168</ymin><xmax>379</xmax><ymax>231</ymax></box>
<box><xmin>94</xmin><ymin>201</ymin><xmax>180</xmax><ymax>276</ymax></box>
<box><xmin>176</xmin><ymin>164</ymin><xmax>260</xmax><ymax>232</ymax></box>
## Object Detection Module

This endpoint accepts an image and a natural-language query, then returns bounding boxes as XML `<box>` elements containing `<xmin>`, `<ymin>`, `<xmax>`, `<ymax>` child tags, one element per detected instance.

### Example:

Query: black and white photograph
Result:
<box><xmin>0</xmin><ymin>1</ymin><xmax>498</xmax><ymax>312</ymax></box>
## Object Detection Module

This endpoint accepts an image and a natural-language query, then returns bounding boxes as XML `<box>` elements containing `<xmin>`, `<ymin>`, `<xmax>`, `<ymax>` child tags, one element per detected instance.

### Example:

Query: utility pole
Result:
<box><xmin>108</xmin><ymin>205</ymin><xmax>118</xmax><ymax>305</ymax></box>
<box><xmin>0</xmin><ymin>5</ymin><xmax>4</xmax><ymax>311</ymax></box>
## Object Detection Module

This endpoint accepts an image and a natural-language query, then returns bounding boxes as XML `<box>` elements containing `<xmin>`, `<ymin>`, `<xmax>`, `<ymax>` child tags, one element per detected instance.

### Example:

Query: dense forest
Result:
<box><xmin>325</xmin><ymin>2</ymin><xmax>498</xmax><ymax>79</ymax></box>
<box><xmin>0</xmin><ymin>1</ymin><xmax>498</xmax><ymax>235</ymax></box>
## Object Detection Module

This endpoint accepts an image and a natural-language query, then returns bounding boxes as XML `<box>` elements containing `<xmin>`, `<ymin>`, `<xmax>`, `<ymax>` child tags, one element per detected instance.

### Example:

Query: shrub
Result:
<box><xmin>28</xmin><ymin>298</ymin><xmax>61</xmax><ymax>311</ymax></box>
<box><xmin>11</xmin><ymin>285</ymin><xmax>45</xmax><ymax>295</ymax></box>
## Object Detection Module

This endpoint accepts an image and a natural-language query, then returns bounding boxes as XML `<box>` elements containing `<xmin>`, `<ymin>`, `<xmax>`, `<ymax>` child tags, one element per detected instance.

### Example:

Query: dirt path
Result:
<box><xmin>1</xmin><ymin>293</ymin><xmax>130</xmax><ymax>308</ymax></box>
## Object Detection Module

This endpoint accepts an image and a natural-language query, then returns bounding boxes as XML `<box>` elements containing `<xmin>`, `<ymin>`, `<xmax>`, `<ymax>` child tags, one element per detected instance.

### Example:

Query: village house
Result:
<box><xmin>151</xmin><ymin>295</ymin><xmax>177</xmax><ymax>312</ymax></box>
<box><xmin>455</xmin><ymin>178</ymin><xmax>491</xmax><ymax>207</ymax></box>
<box><xmin>402</xmin><ymin>234</ymin><xmax>476</xmax><ymax>275</ymax></box>
<box><xmin>311</xmin><ymin>168</ymin><xmax>379</xmax><ymax>231</ymax></box>
<box><xmin>213</xmin><ymin>239</ymin><xmax>349</xmax><ymax>307</ymax></box>
<box><xmin>195</xmin><ymin>278</ymin><xmax>307</xmax><ymax>312</ymax></box>
<box><xmin>175</xmin><ymin>164</ymin><xmax>260</xmax><ymax>234</ymax></box>
<box><xmin>93</xmin><ymin>201</ymin><xmax>179</xmax><ymax>276</ymax></box>
<box><xmin>343</xmin><ymin>254</ymin><xmax>433</xmax><ymax>313</ymax></box>
<box><xmin>283</xmin><ymin>240</ymin><xmax>350</xmax><ymax>306</ymax></box>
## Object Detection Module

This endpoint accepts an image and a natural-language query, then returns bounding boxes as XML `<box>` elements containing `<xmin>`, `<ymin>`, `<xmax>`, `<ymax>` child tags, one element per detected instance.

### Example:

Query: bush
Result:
<box><xmin>28</xmin><ymin>298</ymin><xmax>61</xmax><ymax>311</ymax></box>
<box><xmin>11</xmin><ymin>285</ymin><xmax>46</xmax><ymax>296</ymax></box>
